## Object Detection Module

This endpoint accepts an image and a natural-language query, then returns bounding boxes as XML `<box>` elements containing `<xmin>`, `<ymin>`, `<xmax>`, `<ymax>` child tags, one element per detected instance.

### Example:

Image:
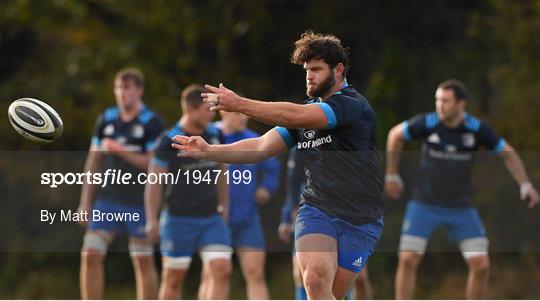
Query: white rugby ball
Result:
<box><xmin>8</xmin><ymin>98</ymin><xmax>63</xmax><ymax>143</ymax></box>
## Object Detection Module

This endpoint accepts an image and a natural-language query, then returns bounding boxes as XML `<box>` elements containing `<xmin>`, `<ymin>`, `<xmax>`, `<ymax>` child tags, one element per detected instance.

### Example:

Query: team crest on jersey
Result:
<box><xmin>427</xmin><ymin>133</ymin><xmax>441</xmax><ymax>144</ymax></box>
<box><xmin>304</xmin><ymin>130</ymin><xmax>316</xmax><ymax>140</ymax></box>
<box><xmin>462</xmin><ymin>133</ymin><xmax>476</xmax><ymax>148</ymax></box>
<box><xmin>104</xmin><ymin>124</ymin><xmax>114</xmax><ymax>136</ymax></box>
<box><xmin>132</xmin><ymin>124</ymin><xmax>145</xmax><ymax>138</ymax></box>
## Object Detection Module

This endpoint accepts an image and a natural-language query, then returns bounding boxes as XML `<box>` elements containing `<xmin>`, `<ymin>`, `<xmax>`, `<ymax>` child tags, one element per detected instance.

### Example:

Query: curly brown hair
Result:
<box><xmin>291</xmin><ymin>30</ymin><xmax>350</xmax><ymax>77</ymax></box>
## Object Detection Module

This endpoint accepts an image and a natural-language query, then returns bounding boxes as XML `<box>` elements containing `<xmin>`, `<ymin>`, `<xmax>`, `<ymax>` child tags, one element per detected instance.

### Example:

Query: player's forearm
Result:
<box><xmin>115</xmin><ymin>152</ymin><xmax>152</xmax><ymax>171</ymax></box>
<box><xmin>206</xmin><ymin>138</ymin><xmax>276</xmax><ymax>164</ymax></box>
<box><xmin>386</xmin><ymin>126</ymin><xmax>405</xmax><ymax>174</ymax></box>
<box><xmin>79</xmin><ymin>151</ymin><xmax>102</xmax><ymax>207</ymax></box>
<box><xmin>216</xmin><ymin>164</ymin><xmax>229</xmax><ymax>212</ymax></box>
<box><xmin>502</xmin><ymin>149</ymin><xmax>531</xmax><ymax>186</ymax></box>
<box><xmin>238</xmin><ymin>97</ymin><xmax>312</xmax><ymax>128</ymax></box>
<box><xmin>144</xmin><ymin>182</ymin><xmax>163</xmax><ymax>222</ymax></box>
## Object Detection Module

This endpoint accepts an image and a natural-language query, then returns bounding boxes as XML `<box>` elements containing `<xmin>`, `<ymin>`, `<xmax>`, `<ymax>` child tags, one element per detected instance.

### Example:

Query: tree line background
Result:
<box><xmin>1</xmin><ymin>0</ymin><xmax>540</xmax><ymax>299</ymax></box>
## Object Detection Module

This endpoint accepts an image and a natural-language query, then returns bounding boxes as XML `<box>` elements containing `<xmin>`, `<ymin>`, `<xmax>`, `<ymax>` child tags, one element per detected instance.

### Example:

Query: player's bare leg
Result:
<box><xmin>353</xmin><ymin>265</ymin><xmax>373</xmax><ymax>299</ymax></box>
<box><xmin>80</xmin><ymin>249</ymin><xmax>105</xmax><ymax>299</ymax></box>
<box><xmin>296</xmin><ymin>234</ymin><xmax>338</xmax><ymax>299</ymax></box>
<box><xmin>332</xmin><ymin>267</ymin><xmax>358</xmax><ymax>300</ymax></box>
<box><xmin>206</xmin><ymin>258</ymin><xmax>232</xmax><ymax>299</ymax></box>
<box><xmin>198</xmin><ymin>264</ymin><xmax>211</xmax><ymax>299</ymax></box>
<box><xmin>395</xmin><ymin>251</ymin><xmax>423</xmax><ymax>299</ymax></box>
<box><xmin>80</xmin><ymin>230</ymin><xmax>113</xmax><ymax>299</ymax></box>
<box><xmin>159</xmin><ymin>257</ymin><xmax>189</xmax><ymax>300</ymax></box>
<box><xmin>465</xmin><ymin>254</ymin><xmax>490</xmax><ymax>299</ymax></box>
<box><xmin>237</xmin><ymin>247</ymin><xmax>269</xmax><ymax>299</ymax></box>
<box><xmin>129</xmin><ymin>237</ymin><xmax>158</xmax><ymax>299</ymax></box>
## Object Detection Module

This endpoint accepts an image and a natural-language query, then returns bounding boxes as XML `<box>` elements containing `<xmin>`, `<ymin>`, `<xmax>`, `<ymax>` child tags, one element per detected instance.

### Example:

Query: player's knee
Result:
<box><xmin>131</xmin><ymin>254</ymin><xmax>156</xmax><ymax>273</ymax></box>
<box><xmin>399</xmin><ymin>252</ymin><xmax>422</xmax><ymax>270</ymax></box>
<box><xmin>244</xmin><ymin>264</ymin><xmax>265</xmax><ymax>283</ymax></box>
<box><xmin>162</xmin><ymin>269</ymin><xmax>184</xmax><ymax>288</ymax></box>
<box><xmin>302</xmin><ymin>265</ymin><xmax>332</xmax><ymax>293</ymax></box>
<box><xmin>82</xmin><ymin>230</ymin><xmax>113</xmax><ymax>255</ymax></box>
<box><xmin>209</xmin><ymin>259</ymin><xmax>232</xmax><ymax>281</ymax></box>
<box><xmin>81</xmin><ymin>249</ymin><xmax>104</xmax><ymax>267</ymax></box>
<box><xmin>467</xmin><ymin>255</ymin><xmax>490</xmax><ymax>276</ymax></box>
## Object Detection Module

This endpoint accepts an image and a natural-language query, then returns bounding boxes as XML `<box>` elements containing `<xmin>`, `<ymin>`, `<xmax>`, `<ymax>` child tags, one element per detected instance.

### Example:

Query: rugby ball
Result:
<box><xmin>8</xmin><ymin>98</ymin><xmax>63</xmax><ymax>143</ymax></box>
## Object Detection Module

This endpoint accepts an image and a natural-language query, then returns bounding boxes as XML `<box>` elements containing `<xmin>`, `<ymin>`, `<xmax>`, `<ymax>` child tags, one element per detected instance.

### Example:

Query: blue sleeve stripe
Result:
<box><xmin>91</xmin><ymin>136</ymin><xmax>100</xmax><ymax>146</ymax></box>
<box><xmin>315</xmin><ymin>102</ymin><xmax>337</xmax><ymax>129</ymax></box>
<box><xmin>494</xmin><ymin>139</ymin><xmax>506</xmax><ymax>154</ymax></box>
<box><xmin>402</xmin><ymin>121</ymin><xmax>412</xmax><ymax>141</ymax></box>
<box><xmin>274</xmin><ymin>127</ymin><xmax>295</xmax><ymax>149</ymax></box>
<box><xmin>146</xmin><ymin>141</ymin><xmax>156</xmax><ymax>150</ymax></box>
<box><xmin>151</xmin><ymin>157</ymin><xmax>169</xmax><ymax>169</ymax></box>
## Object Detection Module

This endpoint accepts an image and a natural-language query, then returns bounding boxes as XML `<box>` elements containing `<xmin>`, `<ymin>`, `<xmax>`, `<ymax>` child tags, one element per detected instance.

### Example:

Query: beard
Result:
<box><xmin>307</xmin><ymin>71</ymin><xmax>336</xmax><ymax>98</ymax></box>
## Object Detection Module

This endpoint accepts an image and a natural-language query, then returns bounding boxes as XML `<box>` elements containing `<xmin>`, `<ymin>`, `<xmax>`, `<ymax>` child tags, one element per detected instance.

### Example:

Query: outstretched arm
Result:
<box><xmin>498</xmin><ymin>143</ymin><xmax>539</xmax><ymax>209</ymax></box>
<box><xmin>385</xmin><ymin>122</ymin><xmax>407</xmax><ymax>200</ymax></box>
<box><xmin>202</xmin><ymin>83</ymin><xmax>330</xmax><ymax>129</ymax></box>
<box><xmin>171</xmin><ymin>128</ymin><xmax>289</xmax><ymax>164</ymax></box>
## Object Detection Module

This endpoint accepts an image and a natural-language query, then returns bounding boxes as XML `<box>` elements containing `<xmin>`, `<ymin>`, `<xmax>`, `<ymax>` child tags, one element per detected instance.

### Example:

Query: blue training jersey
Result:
<box><xmin>275</xmin><ymin>84</ymin><xmax>385</xmax><ymax>226</ymax></box>
<box><xmin>152</xmin><ymin>123</ymin><xmax>224</xmax><ymax>216</ymax></box>
<box><xmin>403</xmin><ymin>112</ymin><xmax>506</xmax><ymax>207</ymax></box>
<box><xmin>220</xmin><ymin>127</ymin><xmax>280</xmax><ymax>226</ymax></box>
<box><xmin>91</xmin><ymin>105</ymin><xmax>165</xmax><ymax>206</ymax></box>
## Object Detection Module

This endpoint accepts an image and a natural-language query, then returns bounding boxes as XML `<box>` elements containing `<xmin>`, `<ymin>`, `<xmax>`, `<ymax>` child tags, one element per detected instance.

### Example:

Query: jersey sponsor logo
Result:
<box><xmin>304</xmin><ymin>130</ymin><xmax>316</xmax><ymax>140</ymax></box>
<box><xmin>132</xmin><ymin>124</ymin><xmax>144</xmax><ymax>138</ymax></box>
<box><xmin>117</xmin><ymin>136</ymin><xmax>127</xmax><ymax>145</ymax></box>
<box><xmin>462</xmin><ymin>133</ymin><xmax>476</xmax><ymax>148</ymax></box>
<box><xmin>352</xmin><ymin>256</ymin><xmax>363</xmax><ymax>267</ymax></box>
<box><xmin>445</xmin><ymin>144</ymin><xmax>457</xmax><ymax>152</ymax></box>
<box><xmin>428</xmin><ymin>148</ymin><xmax>473</xmax><ymax>161</ymax></box>
<box><xmin>297</xmin><ymin>134</ymin><xmax>333</xmax><ymax>149</ymax></box>
<box><xmin>427</xmin><ymin>133</ymin><xmax>441</xmax><ymax>144</ymax></box>
<box><xmin>104</xmin><ymin>124</ymin><xmax>114</xmax><ymax>136</ymax></box>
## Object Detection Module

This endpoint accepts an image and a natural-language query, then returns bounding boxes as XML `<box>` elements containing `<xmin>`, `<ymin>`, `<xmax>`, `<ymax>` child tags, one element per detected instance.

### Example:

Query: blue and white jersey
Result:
<box><xmin>91</xmin><ymin>105</ymin><xmax>165</xmax><ymax>206</ymax></box>
<box><xmin>220</xmin><ymin>128</ymin><xmax>280</xmax><ymax>226</ymax></box>
<box><xmin>275</xmin><ymin>84</ymin><xmax>385</xmax><ymax>226</ymax></box>
<box><xmin>403</xmin><ymin>112</ymin><xmax>506</xmax><ymax>207</ymax></box>
<box><xmin>152</xmin><ymin>123</ymin><xmax>224</xmax><ymax>216</ymax></box>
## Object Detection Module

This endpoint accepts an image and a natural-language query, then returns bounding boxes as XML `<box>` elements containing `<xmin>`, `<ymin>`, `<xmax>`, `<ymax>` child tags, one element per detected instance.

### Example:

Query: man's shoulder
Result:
<box><xmin>101</xmin><ymin>106</ymin><xmax>120</xmax><ymax>123</ymax></box>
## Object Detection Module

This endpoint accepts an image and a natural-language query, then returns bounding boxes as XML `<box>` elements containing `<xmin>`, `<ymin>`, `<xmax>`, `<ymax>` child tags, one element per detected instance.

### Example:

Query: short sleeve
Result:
<box><xmin>317</xmin><ymin>95</ymin><xmax>362</xmax><ymax>129</ymax></box>
<box><xmin>144</xmin><ymin>116</ymin><xmax>165</xmax><ymax>151</ymax></box>
<box><xmin>274</xmin><ymin>127</ymin><xmax>298</xmax><ymax>149</ymax></box>
<box><xmin>91</xmin><ymin>113</ymin><xmax>105</xmax><ymax>146</ymax></box>
<box><xmin>477</xmin><ymin>123</ymin><xmax>506</xmax><ymax>154</ymax></box>
<box><xmin>151</xmin><ymin>133</ymin><xmax>174</xmax><ymax>169</ymax></box>
<box><xmin>402</xmin><ymin>113</ymin><xmax>429</xmax><ymax>141</ymax></box>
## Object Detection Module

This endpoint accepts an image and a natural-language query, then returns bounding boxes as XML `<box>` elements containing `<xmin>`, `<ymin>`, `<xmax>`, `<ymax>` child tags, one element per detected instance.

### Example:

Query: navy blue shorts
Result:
<box><xmin>229</xmin><ymin>215</ymin><xmax>265</xmax><ymax>250</ymax></box>
<box><xmin>160</xmin><ymin>211</ymin><xmax>231</xmax><ymax>258</ymax></box>
<box><xmin>294</xmin><ymin>203</ymin><xmax>383</xmax><ymax>273</ymax></box>
<box><xmin>401</xmin><ymin>201</ymin><xmax>485</xmax><ymax>242</ymax></box>
<box><xmin>88</xmin><ymin>199</ymin><xmax>146</xmax><ymax>238</ymax></box>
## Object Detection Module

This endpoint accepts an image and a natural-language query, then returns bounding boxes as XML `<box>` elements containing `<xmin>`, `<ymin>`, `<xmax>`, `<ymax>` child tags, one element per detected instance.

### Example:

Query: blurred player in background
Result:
<box><xmin>171</xmin><ymin>31</ymin><xmax>385</xmax><ymax>299</ymax></box>
<box><xmin>144</xmin><ymin>84</ymin><xmax>232</xmax><ymax>299</ymax></box>
<box><xmin>200</xmin><ymin>111</ymin><xmax>280</xmax><ymax>299</ymax></box>
<box><xmin>386</xmin><ymin>79</ymin><xmax>539</xmax><ymax>299</ymax></box>
<box><xmin>78</xmin><ymin>67</ymin><xmax>164</xmax><ymax>299</ymax></box>
<box><xmin>279</xmin><ymin>149</ymin><xmax>374</xmax><ymax>300</ymax></box>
